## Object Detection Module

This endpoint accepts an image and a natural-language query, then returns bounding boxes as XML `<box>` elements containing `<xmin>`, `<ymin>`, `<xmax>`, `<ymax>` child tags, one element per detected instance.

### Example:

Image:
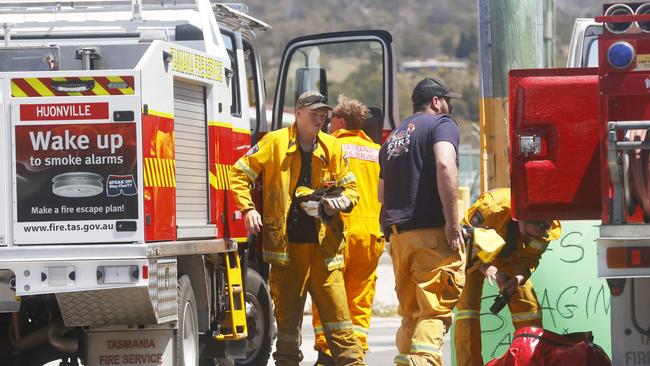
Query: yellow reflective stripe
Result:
<box><xmin>313</xmin><ymin>326</ymin><xmax>324</xmax><ymax>335</ymax></box>
<box><xmin>163</xmin><ymin>159</ymin><xmax>176</xmax><ymax>187</ymax></box>
<box><xmin>529</xmin><ymin>239</ymin><xmax>548</xmax><ymax>251</ymax></box>
<box><xmin>143</xmin><ymin>162</ymin><xmax>149</xmax><ymax>187</ymax></box>
<box><xmin>218</xmin><ymin>164</ymin><xmax>227</xmax><ymax>189</ymax></box>
<box><xmin>80</xmin><ymin>76</ymin><xmax>109</xmax><ymax>95</ymax></box>
<box><xmin>263</xmin><ymin>250</ymin><xmax>289</xmax><ymax>264</ymax></box>
<box><xmin>394</xmin><ymin>354</ymin><xmax>410</xmax><ymax>365</ymax></box>
<box><xmin>25</xmin><ymin>78</ymin><xmax>54</xmax><ymax>96</ymax></box>
<box><xmin>322</xmin><ymin>320</ymin><xmax>353</xmax><ymax>332</ymax></box>
<box><xmin>144</xmin><ymin>158</ymin><xmax>153</xmax><ymax>187</ymax></box>
<box><xmin>353</xmin><ymin>325</ymin><xmax>369</xmax><ymax>336</ymax></box>
<box><xmin>147</xmin><ymin>109</ymin><xmax>174</xmax><ymax>119</ymax></box>
<box><xmin>144</xmin><ymin>158</ymin><xmax>177</xmax><ymax>188</ymax></box>
<box><xmin>153</xmin><ymin>157</ymin><xmax>162</xmax><ymax>187</ymax></box>
<box><xmin>209</xmin><ymin>171</ymin><xmax>219</xmax><ymax>190</ymax></box>
<box><xmin>171</xmin><ymin>160</ymin><xmax>176</xmax><ymax>187</ymax></box>
<box><xmin>10</xmin><ymin>81</ymin><xmax>27</xmax><ymax>97</ymax></box>
<box><xmin>511</xmin><ymin>310</ymin><xmax>542</xmax><ymax>322</ymax></box>
<box><xmin>210</xmin><ymin>163</ymin><xmax>233</xmax><ymax>190</ymax></box>
<box><xmin>234</xmin><ymin>160</ymin><xmax>258</xmax><ymax>181</ymax></box>
<box><xmin>233</xmin><ymin>127</ymin><xmax>251</xmax><ymax>135</ymax></box>
<box><xmin>221</xmin><ymin>164</ymin><xmax>230</xmax><ymax>189</ymax></box>
<box><xmin>158</xmin><ymin>158</ymin><xmax>169</xmax><ymax>187</ymax></box>
<box><xmin>456</xmin><ymin>309</ymin><xmax>480</xmax><ymax>320</ymax></box>
<box><xmin>410</xmin><ymin>342</ymin><xmax>441</xmax><ymax>354</ymax></box>
<box><xmin>208</xmin><ymin>121</ymin><xmax>232</xmax><ymax>128</ymax></box>
<box><xmin>337</xmin><ymin>172</ymin><xmax>356</xmax><ymax>185</ymax></box>
<box><xmin>214</xmin><ymin>165</ymin><xmax>222</xmax><ymax>190</ymax></box>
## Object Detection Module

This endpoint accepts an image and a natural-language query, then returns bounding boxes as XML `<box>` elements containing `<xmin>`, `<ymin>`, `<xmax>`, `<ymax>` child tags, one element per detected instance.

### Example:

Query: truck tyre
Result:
<box><xmin>236</xmin><ymin>268</ymin><xmax>273</xmax><ymax>366</ymax></box>
<box><xmin>176</xmin><ymin>275</ymin><xmax>199</xmax><ymax>366</ymax></box>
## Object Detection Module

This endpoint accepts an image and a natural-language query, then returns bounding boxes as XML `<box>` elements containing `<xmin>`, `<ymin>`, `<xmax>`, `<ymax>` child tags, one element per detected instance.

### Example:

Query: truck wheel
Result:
<box><xmin>176</xmin><ymin>275</ymin><xmax>199</xmax><ymax>366</ymax></box>
<box><xmin>236</xmin><ymin>268</ymin><xmax>273</xmax><ymax>366</ymax></box>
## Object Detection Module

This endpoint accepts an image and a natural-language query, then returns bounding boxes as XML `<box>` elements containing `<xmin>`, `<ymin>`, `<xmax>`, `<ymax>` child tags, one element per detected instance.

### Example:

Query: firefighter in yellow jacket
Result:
<box><xmin>454</xmin><ymin>188</ymin><xmax>562</xmax><ymax>366</ymax></box>
<box><xmin>311</xmin><ymin>95</ymin><xmax>384</xmax><ymax>365</ymax></box>
<box><xmin>230</xmin><ymin>91</ymin><xmax>365</xmax><ymax>366</ymax></box>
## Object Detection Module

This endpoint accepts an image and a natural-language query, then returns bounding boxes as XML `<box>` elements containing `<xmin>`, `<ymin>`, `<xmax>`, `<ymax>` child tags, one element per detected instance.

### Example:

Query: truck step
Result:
<box><xmin>213</xmin><ymin>251</ymin><xmax>247</xmax><ymax>340</ymax></box>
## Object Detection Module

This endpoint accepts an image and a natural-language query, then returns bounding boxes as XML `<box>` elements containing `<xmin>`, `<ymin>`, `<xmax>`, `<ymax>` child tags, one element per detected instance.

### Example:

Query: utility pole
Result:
<box><xmin>477</xmin><ymin>0</ymin><xmax>543</xmax><ymax>191</ymax></box>
<box><xmin>544</xmin><ymin>0</ymin><xmax>556</xmax><ymax>67</ymax></box>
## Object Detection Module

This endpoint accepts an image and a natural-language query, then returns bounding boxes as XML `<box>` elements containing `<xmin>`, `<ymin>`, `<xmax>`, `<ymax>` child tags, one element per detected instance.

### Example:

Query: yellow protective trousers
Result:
<box><xmin>269</xmin><ymin>242</ymin><xmax>366</xmax><ymax>366</ymax></box>
<box><xmin>312</xmin><ymin>228</ymin><xmax>385</xmax><ymax>354</ymax></box>
<box><xmin>390</xmin><ymin>226</ymin><xmax>465</xmax><ymax>366</ymax></box>
<box><xmin>454</xmin><ymin>268</ymin><xmax>543</xmax><ymax>366</ymax></box>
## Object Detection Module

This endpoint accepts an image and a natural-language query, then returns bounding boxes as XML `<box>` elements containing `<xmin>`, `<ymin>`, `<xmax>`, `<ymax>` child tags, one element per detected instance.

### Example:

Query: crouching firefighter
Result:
<box><xmin>453</xmin><ymin>188</ymin><xmax>562</xmax><ymax>366</ymax></box>
<box><xmin>230</xmin><ymin>91</ymin><xmax>366</xmax><ymax>366</ymax></box>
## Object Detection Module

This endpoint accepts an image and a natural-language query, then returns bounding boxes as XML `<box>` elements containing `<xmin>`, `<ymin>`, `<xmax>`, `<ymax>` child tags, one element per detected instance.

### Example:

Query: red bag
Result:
<box><xmin>486</xmin><ymin>326</ymin><xmax>611</xmax><ymax>366</ymax></box>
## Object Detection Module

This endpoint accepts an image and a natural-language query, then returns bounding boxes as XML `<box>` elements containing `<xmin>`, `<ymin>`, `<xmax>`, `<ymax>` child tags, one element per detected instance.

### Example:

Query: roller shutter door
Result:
<box><xmin>174</xmin><ymin>80</ymin><xmax>209</xmax><ymax>233</ymax></box>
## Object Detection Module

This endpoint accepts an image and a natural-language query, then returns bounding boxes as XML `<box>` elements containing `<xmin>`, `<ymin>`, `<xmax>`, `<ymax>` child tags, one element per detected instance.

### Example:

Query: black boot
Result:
<box><xmin>313</xmin><ymin>350</ymin><xmax>335</xmax><ymax>366</ymax></box>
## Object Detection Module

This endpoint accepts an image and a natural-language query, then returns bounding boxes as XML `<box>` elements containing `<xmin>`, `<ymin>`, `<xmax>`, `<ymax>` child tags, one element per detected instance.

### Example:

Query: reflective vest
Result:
<box><xmin>332</xmin><ymin>129</ymin><xmax>382</xmax><ymax>237</ymax></box>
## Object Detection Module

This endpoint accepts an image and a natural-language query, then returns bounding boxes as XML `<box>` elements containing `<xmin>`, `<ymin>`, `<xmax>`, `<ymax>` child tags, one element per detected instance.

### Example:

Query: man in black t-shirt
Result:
<box><xmin>378</xmin><ymin>78</ymin><xmax>466</xmax><ymax>366</ymax></box>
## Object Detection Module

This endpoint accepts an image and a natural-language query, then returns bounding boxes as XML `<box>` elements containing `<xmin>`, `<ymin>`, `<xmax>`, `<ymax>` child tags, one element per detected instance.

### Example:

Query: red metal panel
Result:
<box><xmin>142</xmin><ymin>113</ymin><xmax>176</xmax><ymax>241</ymax></box>
<box><xmin>207</xmin><ymin>124</ymin><xmax>233</xmax><ymax>240</ymax></box>
<box><xmin>509</xmin><ymin>68</ymin><xmax>602</xmax><ymax>220</ymax></box>
<box><xmin>230</xmin><ymin>130</ymin><xmax>251</xmax><ymax>240</ymax></box>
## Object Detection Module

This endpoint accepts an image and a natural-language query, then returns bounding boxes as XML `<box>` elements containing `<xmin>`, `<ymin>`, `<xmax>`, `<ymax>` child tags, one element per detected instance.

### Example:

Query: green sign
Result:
<box><xmin>451</xmin><ymin>220</ymin><xmax>611</xmax><ymax>363</ymax></box>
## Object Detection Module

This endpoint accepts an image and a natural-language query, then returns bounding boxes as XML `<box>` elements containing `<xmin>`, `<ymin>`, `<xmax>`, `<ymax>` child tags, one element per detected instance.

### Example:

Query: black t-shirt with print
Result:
<box><xmin>287</xmin><ymin>147</ymin><xmax>319</xmax><ymax>244</ymax></box>
<box><xmin>379</xmin><ymin>113</ymin><xmax>459</xmax><ymax>232</ymax></box>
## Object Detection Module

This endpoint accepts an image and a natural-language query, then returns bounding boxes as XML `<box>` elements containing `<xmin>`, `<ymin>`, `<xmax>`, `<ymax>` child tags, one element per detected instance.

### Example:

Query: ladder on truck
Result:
<box><xmin>215</xmin><ymin>251</ymin><xmax>247</xmax><ymax>340</ymax></box>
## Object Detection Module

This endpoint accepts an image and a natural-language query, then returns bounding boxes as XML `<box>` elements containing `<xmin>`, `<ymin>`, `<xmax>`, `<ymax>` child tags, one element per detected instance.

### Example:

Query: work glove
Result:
<box><xmin>295</xmin><ymin>185</ymin><xmax>348</xmax><ymax>223</ymax></box>
<box><xmin>321</xmin><ymin>194</ymin><xmax>352</xmax><ymax>216</ymax></box>
<box><xmin>296</xmin><ymin>186</ymin><xmax>326</xmax><ymax>219</ymax></box>
<box><xmin>299</xmin><ymin>200</ymin><xmax>320</xmax><ymax>218</ymax></box>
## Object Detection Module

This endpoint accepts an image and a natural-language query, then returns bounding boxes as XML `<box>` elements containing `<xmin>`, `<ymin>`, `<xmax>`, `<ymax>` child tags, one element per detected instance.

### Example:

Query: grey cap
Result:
<box><xmin>296</xmin><ymin>91</ymin><xmax>332</xmax><ymax>110</ymax></box>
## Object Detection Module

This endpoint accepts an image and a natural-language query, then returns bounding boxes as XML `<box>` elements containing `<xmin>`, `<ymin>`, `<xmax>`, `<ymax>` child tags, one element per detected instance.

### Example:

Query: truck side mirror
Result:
<box><xmin>295</xmin><ymin>67</ymin><xmax>328</xmax><ymax>104</ymax></box>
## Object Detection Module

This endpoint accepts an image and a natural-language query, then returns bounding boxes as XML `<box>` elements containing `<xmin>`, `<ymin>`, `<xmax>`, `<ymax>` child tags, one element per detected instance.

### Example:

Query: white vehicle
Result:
<box><xmin>0</xmin><ymin>1</ymin><xmax>397</xmax><ymax>365</ymax></box>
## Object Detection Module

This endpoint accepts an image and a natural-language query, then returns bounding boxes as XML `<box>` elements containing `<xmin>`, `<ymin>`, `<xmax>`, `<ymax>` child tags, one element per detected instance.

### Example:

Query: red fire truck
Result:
<box><xmin>0</xmin><ymin>1</ymin><xmax>397</xmax><ymax>365</ymax></box>
<box><xmin>510</xmin><ymin>2</ymin><xmax>650</xmax><ymax>364</ymax></box>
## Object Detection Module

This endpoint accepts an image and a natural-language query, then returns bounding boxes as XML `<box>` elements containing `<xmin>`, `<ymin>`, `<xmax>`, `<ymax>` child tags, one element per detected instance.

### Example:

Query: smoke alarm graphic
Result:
<box><xmin>52</xmin><ymin>172</ymin><xmax>104</xmax><ymax>198</ymax></box>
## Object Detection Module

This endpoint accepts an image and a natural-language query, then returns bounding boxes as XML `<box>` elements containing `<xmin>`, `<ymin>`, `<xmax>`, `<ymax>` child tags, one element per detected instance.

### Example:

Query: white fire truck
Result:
<box><xmin>0</xmin><ymin>1</ymin><xmax>398</xmax><ymax>365</ymax></box>
<box><xmin>510</xmin><ymin>2</ymin><xmax>650</xmax><ymax>364</ymax></box>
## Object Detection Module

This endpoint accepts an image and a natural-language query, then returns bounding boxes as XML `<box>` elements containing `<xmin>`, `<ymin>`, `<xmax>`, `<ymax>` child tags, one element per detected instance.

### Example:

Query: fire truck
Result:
<box><xmin>510</xmin><ymin>2</ymin><xmax>650</xmax><ymax>364</ymax></box>
<box><xmin>0</xmin><ymin>1</ymin><xmax>398</xmax><ymax>365</ymax></box>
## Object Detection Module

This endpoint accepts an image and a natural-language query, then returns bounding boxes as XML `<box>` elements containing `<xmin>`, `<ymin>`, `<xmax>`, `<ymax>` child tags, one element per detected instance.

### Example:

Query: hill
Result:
<box><xmin>244</xmin><ymin>0</ymin><xmax>602</xmax><ymax>146</ymax></box>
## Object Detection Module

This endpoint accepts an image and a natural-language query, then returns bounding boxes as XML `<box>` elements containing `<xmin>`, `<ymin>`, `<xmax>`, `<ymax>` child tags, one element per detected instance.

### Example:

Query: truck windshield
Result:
<box><xmin>585</xmin><ymin>39</ymin><xmax>598</xmax><ymax>67</ymax></box>
<box><xmin>583</xmin><ymin>24</ymin><xmax>602</xmax><ymax>67</ymax></box>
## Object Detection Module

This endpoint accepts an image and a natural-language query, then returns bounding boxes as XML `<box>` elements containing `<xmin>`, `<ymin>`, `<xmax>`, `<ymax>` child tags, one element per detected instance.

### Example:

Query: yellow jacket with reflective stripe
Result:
<box><xmin>462</xmin><ymin>188</ymin><xmax>561</xmax><ymax>281</ymax></box>
<box><xmin>331</xmin><ymin>129</ymin><xmax>382</xmax><ymax>237</ymax></box>
<box><xmin>230</xmin><ymin>123</ymin><xmax>359</xmax><ymax>269</ymax></box>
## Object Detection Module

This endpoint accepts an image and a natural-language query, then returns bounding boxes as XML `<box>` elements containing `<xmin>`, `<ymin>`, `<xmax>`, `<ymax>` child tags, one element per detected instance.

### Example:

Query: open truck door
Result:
<box><xmin>272</xmin><ymin>30</ymin><xmax>398</xmax><ymax>141</ymax></box>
